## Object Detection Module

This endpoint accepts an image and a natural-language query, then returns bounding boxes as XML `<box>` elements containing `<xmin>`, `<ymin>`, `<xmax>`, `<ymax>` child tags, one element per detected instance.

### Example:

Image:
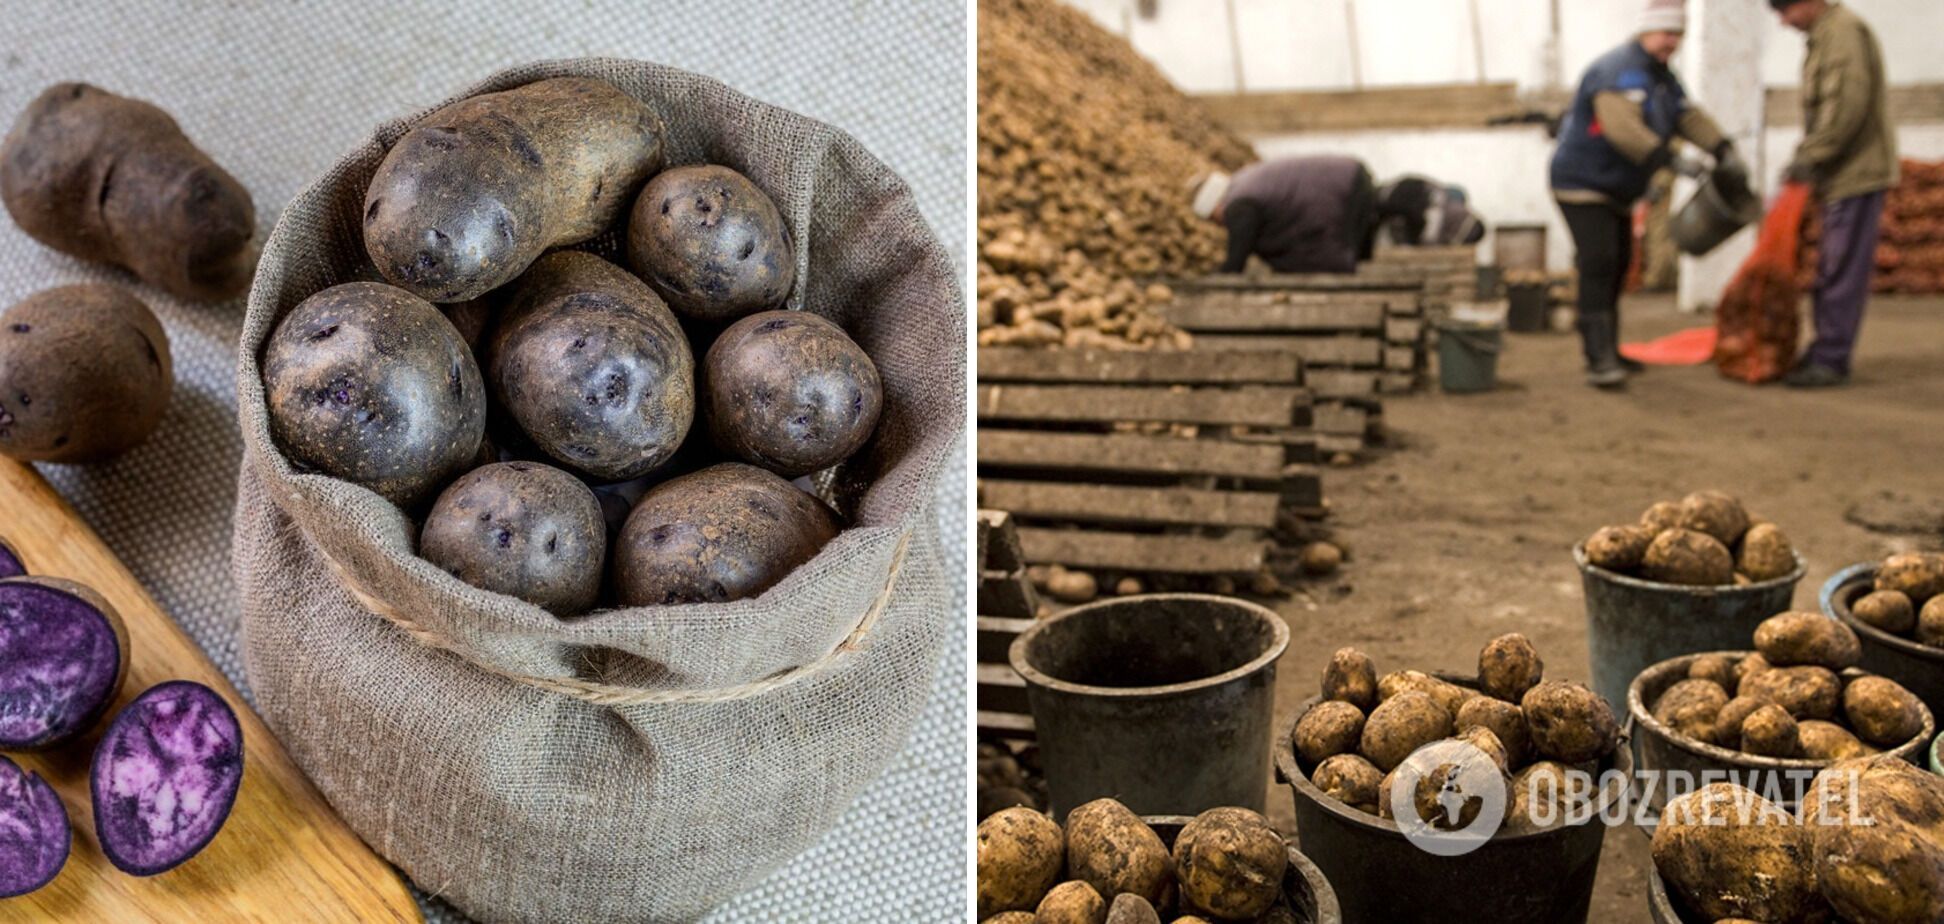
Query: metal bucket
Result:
<box><xmin>1435</xmin><ymin>320</ymin><xmax>1502</xmax><ymax>393</ymax></box>
<box><xmin>1575</xmin><ymin>543</ymin><xmax>1804</xmax><ymax>722</ymax></box>
<box><xmin>1144</xmin><ymin>816</ymin><xmax>1342</xmax><ymax>924</ymax></box>
<box><xmin>1010</xmin><ymin>593</ymin><xmax>1288</xmax><ymax>819</ymax></box>
<box><xmin>1648</xmin><ymin>867</ymin><xmax>1699</xmax><ymax>924</ymax></box>
<box><xmin>1276</xmin><ymin>681</ymin><xmax>1632</xmax><ymax>924</ymax></box>
<box><xmin>1627</xmin><ymin>650</ymin><xmax>1935</xmax><ymax>820</ymax></box>
<box><xmin>1821</xmin><ymin>562</ymin><xmax>1944</xmax><ymax>722</ymax></box>
<box><xmin>1671</xmin><ymin>173</ymin><xmax>1762</xmax><ymax>256</ymax></box>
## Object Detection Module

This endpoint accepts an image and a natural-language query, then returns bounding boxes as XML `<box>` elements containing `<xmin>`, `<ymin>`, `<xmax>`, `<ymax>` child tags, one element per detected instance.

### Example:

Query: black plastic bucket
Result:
<box><xmin>1011</xmin><ymin>593</ymin><xmax>1288</xmax><ymax>819</ymax></box>
<box><xmin>1144</xmin><ymin>816</ymin><xmax>1342</xmax><ymax>924</ymax></box>
<box><xmin>1627</xmin><ymin>650</ymin><xmax>1934</xmax><ymax>820</ymax></box>
<box><xmin>1507</xmin><ymin>283</ymin><xmax>1548</xmax><ymax>332</ymax></box>
<box><xmin>1671</xmin><ymin>173</ymin><xmax>1762</xmax><ymax>256</ymax></box>
<box><xmin>1576</xmin><ymin>543</ymin><xmax>1804</xmax><ymax>723</ymax></box>
<box><xmin>1821</xmin><ymin>562</ymin><xmax>1944</xmax><ymax>723</ymax></box>
<box><xmin>1277</xmin><ymin>681</ymin><xmax>1631</xmax><ymax>924</ymax></box>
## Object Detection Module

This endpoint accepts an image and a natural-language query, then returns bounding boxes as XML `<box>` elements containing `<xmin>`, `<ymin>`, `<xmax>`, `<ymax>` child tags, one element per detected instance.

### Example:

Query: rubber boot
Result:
<box><xmin>1580</xmin><ymin>311</ymin><xmax>1627</xmax><ymax>389</ymax></box>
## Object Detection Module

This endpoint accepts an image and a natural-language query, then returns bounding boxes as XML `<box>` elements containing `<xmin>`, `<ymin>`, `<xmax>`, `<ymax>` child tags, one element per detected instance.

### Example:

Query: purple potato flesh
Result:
<box><xmin>0</xmin><ymin>539</ymin><xmax>22</xmax><ymax>579</ymax></box>
<box><xmin>0</xmin><ymin>578</ymin><xmax>126</xmax><ymax>749</ymax></box>
<box><xmin>90</xmin><ymin>680</ymin><xmax>242</xmax><ymax>876</ymax></box>
<box><xmin>0</xmin><ymin>754</ymin><xmax>68</xmax><ymax>897</ymax></box>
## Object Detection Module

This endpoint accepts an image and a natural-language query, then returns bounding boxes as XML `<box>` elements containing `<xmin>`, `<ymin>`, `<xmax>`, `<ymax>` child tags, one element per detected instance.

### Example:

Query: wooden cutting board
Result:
<box><xmin>0</xmin><ymin>456</ymin><xmax>421</xmax><ymax>922</ymax></box>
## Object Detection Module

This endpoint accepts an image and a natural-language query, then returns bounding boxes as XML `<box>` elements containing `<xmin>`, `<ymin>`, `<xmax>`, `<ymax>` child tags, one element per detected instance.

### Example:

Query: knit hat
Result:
<box><xmin>1638</xmin><ymin>0</ymin><xmax>1687</xmax><ymax>33</ymax></box>
<box><xmin>1768</xmin><ymin>0</ymin><xmax>1807</xmax><ymax>9</ymax></box>
<box><xmin>1190</xmin><ymin>171</ymin><xmax>1231</xmax><ymax>220</ymax></box>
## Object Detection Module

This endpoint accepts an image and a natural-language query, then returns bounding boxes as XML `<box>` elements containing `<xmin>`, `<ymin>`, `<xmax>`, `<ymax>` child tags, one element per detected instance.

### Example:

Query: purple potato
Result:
<box><xmin>0</xmin><ymin>284</ymin><xmax>172</xmax><ymax>464</ymax></box>
<box><xmin>705</xmin><ymin>310</ymin><xmax>882</xmax><ymax>478</ymax></box>
<box><xmin>613</xmin><ymin>463</ymin><xmax>838</xmax><ymax>605</ymax></box>
<box><xmin>0</xmin><ymin>754</ymin><xmax>68</xmax><ymax>897</ymax></box>
<box><xmin>0</xmin><ymin>537</ymin><xmax>23</xmax><ymax>579</ymax></box>
<box><xmin>419</xmin><ymin>462</ymin><xmax>606</xmax><ymax>616</ymax></box>
<box><xmin>90</xmin><ymin>680</ymin><xmax>242</xmax><ymax>876</ymax></box>
<box><xmin>0</xmin><ymin>576</ymin><xmax>128</xmax><ymax>749</ymax></box>
<box><xmin>626</xmin><ymin>165</ymin><xmax>794</xmax><ymax>321</ymax></box>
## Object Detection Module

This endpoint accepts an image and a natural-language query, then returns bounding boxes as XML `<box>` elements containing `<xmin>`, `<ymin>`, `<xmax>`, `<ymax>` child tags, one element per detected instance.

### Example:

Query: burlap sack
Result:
<box><xmin>231</xmin><ymin>59</ymin><xmax>962</xmax><ymax>923</ymax></box>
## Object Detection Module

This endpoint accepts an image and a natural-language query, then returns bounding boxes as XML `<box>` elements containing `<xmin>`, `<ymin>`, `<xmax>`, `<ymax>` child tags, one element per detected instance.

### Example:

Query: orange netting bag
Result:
<box><xmin>1714</xmin><ymin>182</ymin><xmax>1812</xmax><ymax>383</ymax></box>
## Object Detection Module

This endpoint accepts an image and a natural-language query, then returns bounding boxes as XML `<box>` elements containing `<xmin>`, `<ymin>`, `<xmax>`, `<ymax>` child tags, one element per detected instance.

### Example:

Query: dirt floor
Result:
<box><xmin>1264</xmin><ymin>293</ymin><xmax>1944</xmax><ymax>923</ymax></box>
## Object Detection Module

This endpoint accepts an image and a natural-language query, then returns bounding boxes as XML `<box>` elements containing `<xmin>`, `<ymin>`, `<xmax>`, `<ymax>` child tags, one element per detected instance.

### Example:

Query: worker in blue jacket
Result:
<box><xmin>1551</xmin><ymin>0</ymin><xmax>1746</xmax><ymax>388</ymax></box>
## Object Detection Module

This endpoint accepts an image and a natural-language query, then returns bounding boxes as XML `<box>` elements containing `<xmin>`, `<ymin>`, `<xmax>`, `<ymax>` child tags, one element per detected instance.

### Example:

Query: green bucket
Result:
<box><xmin>1436</xmin><ymin>320</ymin><xmax>1503</xmax><ymax>393</ymax></box>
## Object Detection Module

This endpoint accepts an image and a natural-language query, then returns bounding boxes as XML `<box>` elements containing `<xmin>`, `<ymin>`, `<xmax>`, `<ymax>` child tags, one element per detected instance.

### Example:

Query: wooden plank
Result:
<box><xmin>978</xmin><ymin>710</ymin><xmax>1036</xmax><ymax>740</ymax></box>
<box><xmin>980</xmin><ymin>480</ymin><xmax>1282</xmax><ymax>529</ymax></box>
<box><xmin>1017</xmin><ymin>528</ymin><xmax>1269</xmax><ymax>574</ymax></box>
<box><xmin>977</xmin><ymin>430</ymin><xmax>1291</xmax><ymax>481</ymax></box>
<box><xmin>978</xmin><ymin>663</ymin><xmax>1031</xmax><ymax>715</ymax></box>
<box><xmin>976</xmin><ymin>514</ymin><xmax>991</xmax><ymax>573</ymax></box>
<box><xmin>1386</xmin><ymin>317</ymin><xmax>1425</xmax><ymax>344</ymax></box>
<box><xmin>1196</xmin><ymin>82</ymin><xmax>1526</xmax><ymax>133</ymax></box>
<box><xmin>1380</xmin><ymin>371</ymin><xmax>1420</xmax><ymax>393</ymax></box>
<box><xmin>1188</xmin><ymin>335</ymin><xmax>1384</xmax><ymax>366</ymax></box>
<box><xmin>977</xmin><ymin>509</ymin><xmax>1027</xmax><ymax>573</ymax></box>
<box><xmin>1385</xmin><ymin>346</ymin><xmax>1419</xmax><ymax>372</ymax></box>
<box><xmin>977</xmin><ymin>616</ymin><xmax>1034</xmax><ymax>664</ymax></box>
<box><xmin>0</xmin><ymin>458</ymin><xmax>420</xmax><ymax>922</ymax></box>
<box><xmin>978</xmin><ymin>347</ymin><xmax>1299</xmax><ymax>385</ymax></box>
<box><xmin>1305</xmin><ymin>369</ymin><xmax>1379</xmax><ymax>398</ymax></box>
<box><xmin>976</xmin><ymin>384</ymin><xmax>1307</xmax><ymax>427</ymax></box>
<box><xmin>978</xmin><ymin>568</ymin><xmax>1040</xmax><ymax>619</ymax></box>
<box><xmin>1183</xmin><ymin>273</ymin><xmax>1421</xmax><ymax>293</ymax></box>
<box><xmin>1161</xmin><ymin>299</ymin><xmax>1386</xmax><ymax>333</ymax></box>
<box><xmin>1314</xmin><ymin>404</ymin><xmax>1369</xmax><ymax>436</ymax></box>
<box><xmin>1767</xmin><ymin>82</ymin><xmax>1944</xmax><ymax>127</ymax></box>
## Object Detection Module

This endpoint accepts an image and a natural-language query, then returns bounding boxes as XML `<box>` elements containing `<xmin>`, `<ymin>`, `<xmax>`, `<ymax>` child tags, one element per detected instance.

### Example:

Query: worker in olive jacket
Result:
<box><xmin>1192</xmin><ymin>155</ymin><xmax>1377</xmax><ymax>275</ymax></box>
<box><xmin>1772</xmin><ymin>0</ymin><xmax>1897</xmax><ymax>388</ymax></box>
<box><xmin>1551</xmin><ymin>0</ymin><xmax>1746</xmax><ymax>388</ymax></box>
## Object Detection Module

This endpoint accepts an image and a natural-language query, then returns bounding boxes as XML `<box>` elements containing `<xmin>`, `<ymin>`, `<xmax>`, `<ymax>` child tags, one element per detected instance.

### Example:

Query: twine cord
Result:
<box><xmin>320</xmin><ymin>530</ymin><xmax>912</xmax><ymax>706</ymax></box>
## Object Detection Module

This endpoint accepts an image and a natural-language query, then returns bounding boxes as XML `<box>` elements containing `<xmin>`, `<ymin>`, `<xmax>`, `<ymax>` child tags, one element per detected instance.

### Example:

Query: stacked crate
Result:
<box><xmin>976</xmin><ymin>509</ymin><xmax>1039</xmax><ymax>742</ymax></box>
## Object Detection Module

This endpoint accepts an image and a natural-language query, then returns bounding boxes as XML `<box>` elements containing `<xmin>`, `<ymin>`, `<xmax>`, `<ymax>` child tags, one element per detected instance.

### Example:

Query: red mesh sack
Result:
<box><xmin>1714</xmin><ymin>182</ymin><xmax>1812</xmax><ymax>383</ymax></box>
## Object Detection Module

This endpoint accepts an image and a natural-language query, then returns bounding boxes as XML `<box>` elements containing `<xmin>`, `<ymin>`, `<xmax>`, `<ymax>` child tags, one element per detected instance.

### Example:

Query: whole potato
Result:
<box><xmin>1921</xmin><ymin>596</ymin><xmax>1944</xmax><ymax>649</ymax></box>
<box><xmin>1453</xmin><ymin>725</ymin><xmax>1511</xmax><ymax>773</ymax></box>
<box><xmin>1171</xmin><ymin>807</ymin><xmax>1286</xmax><ymax>921</ymax></box>
<box><xmin>1733</xmin><ymin>652</ymin><xmax>1771</xmax><ymax>686</ymax></box>
<box><xmin>1478</xmin><ymin>632</ymin><xmax>1544</xmax><ymax>703</ymax></box>
<box><xmin>612</xmin><ymin>463</ymin><xmax>837</xmax><ymax>605</ymax></box>
<box><xmin>1321</xmin><ymin>646</ymin><xmax>1377</xmax><ymax>710</ymax></box>
<box><xmin>1675</xmin><ymin>490</ymin><xmax>1751</xmax><ymax>547</ymax></box>
<box><xmin>1507</xmin><ymin>761</ymin><xmax>1595</xmax><ymax>830</ymax></box>
<box><xmin>1456</xmin><ymin>696</ymin><xmax>1532</xmax><ymax>769</ymax></box>
<box><xmin>704</xmin><ymin>310</ymin><xmax>882</xmax><ymax>478</ymax></box>
<box><xmin>486</xmin><ymin>251</ymin><xmax>694</xmax><ymax>482</ymax></box>
<box><xmin>1377</xmin><ymin>669</ymin><xmax>1476</xmax><ymax>720</ymax></box>
<box><xmin>1735</xmin><ymin>523</ymin><xmax>1796</xmax><ymax>582</ymax></box>
<box><xmin>1651</xmin><ymin>783</ymin><xmax>1825</xmax><ymax>923</ymax></box>
<box><xmin>1738</xmin><ymin>666</ymin><xmax>1841</xmax><ymax>721</ymax></box>
<box><xmin>1712</xmin><ymin>695</ymin><xmax>1772</xmax><ymax>749</ymax></box>
<box><xmin>1521</xmin><ymin>680</ymin><xmax>1619</xmax><ymax>764</ymax></box>
<box><xmin>1875</xmin><ymin>552</ymin><xmax>1944</xmax><ymax>608</ymax></box>
<box><xmin>1798</xmin><ymin>720</ymin><xmax>1874</xmax><ymax>761</ymax></box>
<box><xmin>0</xmin><ymin>83</ymin><xmax>254</xmax><ymax>301</ymax></box>
<box><xmin>1653</xmin><ymin>678</ymin><xmax>1729</xmax><ymax>744</ymax></box>
<box><xmin>419</xmin><ymin>461</ymin><xmax>605</xmax><ymax>616</ymax></box>
<box><xmin>1360</xmin><ymin>690</ymin><xmax>1454</xmax><ymax>771</ymax></box>
<box><xmin>1584</xmin><ymin>524</ymin><xmax>1653</xmax><ymax>572</ymax></box>
<box><xmin>1803</xmin><ymin>756</ymin><xmax>1944</xmax><ymax>924</ymax></box>
<box><xmin>1753</xmin><ymin>611</ymin><xmax>1861</xmax><ymax>671</ymax></box>
<box><xmin>1103</xmin><ymin>894</ymin><xmax>1159</xmax><ymax>924</ymax></box>
<box><xmin>1686</xmin><ymin>654</ymin><xmax>1739</xmax><ymax>692</ymax></box>
<box><xmin>627</xmin><ymin>164</ymin><xmax>794</xmax><ymax>321</ymax></box>
<box><xmin>364</xmin><ymin>77</ymin><xmax>665</xmax><ymax>302</ymax></box>
<box><xmin>1064</xmin><ymin>799</ymin><xmax>1171</xmax><ymax>907</ymax></box>
<box><xmin>977</xmin><ymin>807</ymin><xmax>1065</xmax><ymax>918</ymax></box>
<box><xmin>1852</xmin><ymin>589</ymin><xmax>1917</xmax><ymax>636</ymax></box>
<box><xmin>1641</xmin><ymin>528</ymin><xmax>1735</xmax><ymax>586</ymax></box>
<box><xmin>1842</xmin><ymin>675</ymin><xmax>1926</xmax><ymax>747</ymax></box>
<box><xmin>1035</xmin><ymin>881</ymin><xmax>1106</xmax><ymax>924</ymax></box>
<box><xmin>1293</xmin><ymin>700</ymin><xmax>1365</xmax><ymax>767</ymax></box>
<box><xmin>1739</xmin><ymin>704</ymin><xmax>1802</xmax><ymax>758</ymax></box>
<box><xmin>1311</xmin><ymin>753</ymin><xmax>1383</xmax><ymax>813</ymax></box>
<box><xmin>1639</xmin><ymin>500</ymin><xmax>1682</xmax><ymax>534</ymax></box>
<box><xmin>1395</xmin><ymin>735</ymin><xmax>1509</xmax><ymax>830</ymax></box>
<box><xmin>983</xmin><ymin>915</ymin><xmax>1036</xmax><ymax>924</ymax></box>
<box><xmin>262</xmin><ymin>281</ymin><xmax>484</xmax><ymax>507</ymax></box>
<box><xmin>0</xmin><ymin>284</ymin><xmax>170</xmax><ymax>463</ymax></box>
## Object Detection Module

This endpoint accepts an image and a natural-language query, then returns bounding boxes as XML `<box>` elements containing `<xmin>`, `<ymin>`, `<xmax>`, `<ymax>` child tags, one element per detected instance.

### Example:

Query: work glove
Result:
<box><xmin>1713</xmin><ymin>143</ymin><xmax>1750</xmax><ymax>191</ymax></box>
<box><xmin>1670</xmin><ymin>150</ymin><xmax>1709</xmax><ymax>180</ymax></box>
<box><xmin>1783</xmin><ymin>160</ymin><xmax>1816</xmax><ymax>185</ymax></box>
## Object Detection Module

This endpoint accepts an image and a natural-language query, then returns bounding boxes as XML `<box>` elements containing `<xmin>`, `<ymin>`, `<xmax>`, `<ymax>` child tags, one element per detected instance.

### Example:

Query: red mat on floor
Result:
<box><xmin>1620</xmin><ymin>326</ymin><xmax>1718</xmax><ymax>365</ymax></box>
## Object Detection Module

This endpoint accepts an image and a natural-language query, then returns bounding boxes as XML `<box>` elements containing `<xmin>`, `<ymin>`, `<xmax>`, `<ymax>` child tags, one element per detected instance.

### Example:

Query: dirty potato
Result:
<box><xmin>1753</xmin><ymin>611</ymin><xmax>1861</xmax><ymax>671</ymax></box>
<box><xmin>1104</xmin><ymin>894</ymin><xmax>1160</xmax><ymax>924</ymax></box>
<box><xmin>1734</xmin><ymin>523</ymin><xmax>1796</xmax><ymax>582</ymax></box>
<box><xmin>1172</xmin><ymin>808</ymin><xmax>1286</xmax><ymax>920</ymax></box>
<box><xmin>1712</xmin><ymin>695</ymin><xmax>1772</xmax><ymax>750</ymax></box>
<box><xmin>1360</xmin><ymin>690</ymin><xmax>1454</xmax><ymax>772</ymax></box>
<box><xmin>977</xmin><ymin>807</ymin><xmax>1065</xmax><ymax>919</ymax></box>
<box><xmin>1478</xmin><ymin>633</ymin><xmax>1544</xmax><ymax>703</ymax></box>
<box><xmin>1675</xmin><ymin>490</ymin><xmax>1751</xmax><ymax>547</ymax></box>
<box><xmin>1641</xmin><ymin>528</ymin><xmax>1735</xmax><ymax>586</ymax></box>
<box><xmin>1653</xmin><ymin>678</ymin><xmax>1729</xmax><ymax>744</ymax></box>
<box><xmin>1875</xmin><ymin>552</ymin><xmax>1944</xmax><ymax>607</ymax></box>
<box><xmin>419</xmin><ymin>461</ymin><xmax>606</xmax><ymax>616</ymax></box>
<box><xmin>1739</xmin><ymin>704</ymin><xmax>1803</xmax><ymax>758</ymax></box>
<box><xmin>1377</xmin><ymin>669</ymin><xmax>1475</xmax><ymax>719</ymax></box>
<box><xmin>1035</xmin><ymin>881</ymin><xmax>1106</xmax><ymax>924</ymax></box>
<box><xmin>1521</xmin><ymin>680</ymin><xmax>1620</xmax><ymax>764</ymax></box>
<box><xmin>1852</xmin><ymin>589</ymin><xmax>1917</xmax><ymax>636</ymax></box>
<box><xmin>1584</xmin><ymin>524</ymin><xmax>1653</xmax><ymax>573</ymax></box>
<box><xmin>983</xmin><ymin>914</ymin><xmax>1036</xmax><ymax>924</ymax></box>
<box><xmin>1733</xmin><ymin>652</ymin><xmax>1772</xmax><ymax>686</ymax></box>
<box><xmin>1686</xmin><ymin>654</ymin><xmax>1740</xmax><ymax>693</ymax></box>
<box><xmin>1798</xmin><ymin>720</ymin><xmax>1875</xmax><ymax>761</ymax></box>
<box><xmin>1507</xmin><ymin>761</ymin><xmax>1596</xmax><ymax>830</ymax></box>
<box><xmin>612</xmin><ymin>463</ymin><xmax>837</xmax><ymax>605</ymax></box>
<box><xmin>1921</xmin><ymin>596</ymin><xmax>1944</xmax><ymax>649</ymax></box>
<box><xmin>1738</xmin><ymin>666</ymin><xmax>1841</xmax><ymax>721</ymax></box>
<box><xmin>627</xmin><ymin>164</ymin><xmax>794</xmax><ymax>321</ymax></box>
<box><xmin>1311</xmin><ymin>753</ymin><xmax>1384</xmax><ymax>813</ymax></box>
<box><xmin>1802</xmin><ymin>756</ymin><xmax>1944</xmax><ymax>924</ymax></box>
<box><xmin>1456</xmin><ymin>696</ymin><xmax>1532</xmax><ymax>769</ymax></box>
<box><xmin>1651</xmin><ymin>783</ymin><xmax>1825</xmax><ymax>923</ymax></box>
<box><xmin>0</xmin><ymin>284</ymin><xmax>171</xmax><ymax>464</ymax></box>
<box><xmin>1293</xmin><ymin>700</ymin><xmax>1365</xmax><ymax>767</ymax></box>
<box><xmin>1639</xmin><ymin>500</ymin><xmax>1682</xmax><ymax>534</ymax></box>
<box><xmin>1064</xmin><ymin>799</ymin><xmax>1171</xmax><ymax>907</ymax></box>
<box><xmin>1842</xmin><ymin>675</ymin><xmax>1927</xmax><ymax>748</ymax></box>
<box><xmin>704</xmin><ymin>310</ymin><xmax>882</xmax><ymax>478</ymax></box>
<box><xmin>1321</xmin><ymin>646</ymin><xmax>1377</xmax><ymax>710</ymax></box>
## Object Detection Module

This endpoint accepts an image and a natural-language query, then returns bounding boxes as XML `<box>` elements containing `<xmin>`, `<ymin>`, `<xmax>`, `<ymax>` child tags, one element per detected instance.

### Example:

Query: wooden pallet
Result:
<box><xmin>976</xmin><ymin>509</ymin><xmax>1037</xmax><ymax>741</ymax></box>
<box><xmin>1168</xmin><ymin>270</ymin><xmax>1437</xmax><ymax>397</ymax></box>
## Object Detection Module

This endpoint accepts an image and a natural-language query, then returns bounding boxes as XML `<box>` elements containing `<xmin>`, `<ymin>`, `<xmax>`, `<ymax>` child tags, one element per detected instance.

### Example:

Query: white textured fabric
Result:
<box><xmin>0</xmin><ymin>3</ymin><xmax>966</xmax><ymax>922</ymax></box>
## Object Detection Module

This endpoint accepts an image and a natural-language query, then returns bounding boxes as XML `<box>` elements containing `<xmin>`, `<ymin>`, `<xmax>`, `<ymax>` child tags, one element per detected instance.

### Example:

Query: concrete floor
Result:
<box><xmin>1263</xmin><ymin>293</ymin><xmax>1944</xmax><ymax>923</ymax></box>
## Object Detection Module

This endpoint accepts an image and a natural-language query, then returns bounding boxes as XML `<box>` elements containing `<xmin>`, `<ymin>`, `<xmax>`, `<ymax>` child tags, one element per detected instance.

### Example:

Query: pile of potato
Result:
<box><xmin>1649</xmin><ymin>611</ymin><xmax>1930</xmax><ymax>760</ymax></box>
<box><xmin>1652</xmin><ymin>756</ymin><xmax>1944</xmax><ymax>922</ymax></box>
<box><xmin>1851</xmin><ymin>551</ymin><xmax>1944</xmax><ymax>648</ymax></box>
<box><xmin>259</xmin><ymin>77</ymin><xmax>883</xmax><ymax>616</ymax></box>
<box><xmin>976</xmin><ymin>0</ymin><xmax>1255</xmax><ymax>351</ymax></box>
<box><xmin>1292</xmin><ymin>634</ymin><xmax>1620</xmax><ymax>832</ymax></box>
<box><xmin>1583</xmin><ymin>490</ymin><xmax>1797</xmax><ymax>587</ymax></box>
<box><xmin>978</xmin><ymin>739</ymin><xmax>1048</xmax><ymax>821</ymax></box>
<box><xmin>976</xmin><ymin>799</ymin><xmax>1305</xmax><ymax>923</ymax></box>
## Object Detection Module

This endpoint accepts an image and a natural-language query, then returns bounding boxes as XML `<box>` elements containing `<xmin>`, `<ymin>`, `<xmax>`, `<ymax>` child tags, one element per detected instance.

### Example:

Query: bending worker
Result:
<box><xmin>1374</xmin><ymin>175</ymin><xmax>1487</xmax><ymax>248</ymax></box>
<box><xmin>1772</xmin><ymin>0</ymin><xmax>1895</xmax><ymax>388</ymax></box>
<box><xmin>1550</xmin><ymin>0</ymin><xmax>1746</xmax><ymax>389</ymax></box>
<box><xmin>1192</xmin><ymin>155</ymin><xmax>1377</xmax><ymax>275</ymax></box>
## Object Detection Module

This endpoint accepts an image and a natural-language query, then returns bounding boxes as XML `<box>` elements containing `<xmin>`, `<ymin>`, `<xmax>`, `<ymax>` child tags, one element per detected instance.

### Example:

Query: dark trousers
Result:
<box><xmin>1558</xmin><ymin>201</ymin><xmax>1633</xmax><ymax>368</ymax></box>
<box><xmin>1806</xmin><ymin>190</ymin><xmax>1885</xmax><ymax>373</ymax></box>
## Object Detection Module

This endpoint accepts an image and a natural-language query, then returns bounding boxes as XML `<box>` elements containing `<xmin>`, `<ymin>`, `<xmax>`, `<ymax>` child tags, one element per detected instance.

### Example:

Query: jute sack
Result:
<box><xmin>232</xmin><ymin>59</ymin><xmax>962</xmax><ymax>923</ymax></box>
